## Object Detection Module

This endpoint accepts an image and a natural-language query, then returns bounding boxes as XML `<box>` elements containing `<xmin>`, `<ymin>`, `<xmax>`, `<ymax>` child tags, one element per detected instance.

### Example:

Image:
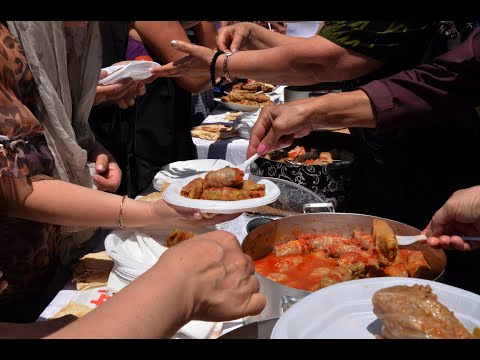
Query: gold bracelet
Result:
<box><xmin>223</xmin><ymin>52</ymin><xmax>237</xmax><ymax>83</ymax></box>
<box><xmin>119</xmin><ymin>195</ymin><xmax>128</xmax><ymax>230</ymax></box>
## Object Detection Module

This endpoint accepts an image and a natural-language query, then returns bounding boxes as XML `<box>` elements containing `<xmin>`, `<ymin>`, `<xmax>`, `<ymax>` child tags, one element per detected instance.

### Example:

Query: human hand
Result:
<box><xmin>425</xmin><ymin>186</ymin><xmax>480</xmax><ymax>251</ymax></box>
<box><xmin>95</xmin><ymin>63</ymin><xmax>153</xmax><ymax>109</ymax></box>
<box><xmin>90</xmin><ymin>142</ymin><xmax>122</xmax><ymax>193</ymax></box>
<box><xmin>247</xmin><ymin>99</ymin><xmax>316</xmax><ymax>158</ymax></box>
<box><xmin>253</xmin><ymin>21</ymin><xmax>287</xmax><ymax>34</ymax></box>
<box><xmin>216</xmin><ymin>21</ymin><xmax>255</xmax><ymax>53</ymax></box>
<box><xmin>0</xmin><ymin>270</ymin><xmax>7</xmax><ymax>295</ymax></box>
<box><xmin>158</xmin><ymin>230</ymin><xmax>266</xmax><ymax>322</ymax></box>
<box><xmin>150</xmin><ymin>199</ymin><xmax>240</xmax><ymax>230</ymax></box>
<box><xmin>150</xmin><ymin>40</ymin><xmax>214</xmax><ymax>79</ymax></box>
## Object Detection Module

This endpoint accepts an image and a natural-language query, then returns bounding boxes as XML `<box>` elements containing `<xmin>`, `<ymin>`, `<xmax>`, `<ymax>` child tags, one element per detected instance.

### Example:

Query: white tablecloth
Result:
<box><xmin>193</xmin><ymin>106</ymin><xmax>251</xmax><ymax>166</ymax></box>
<box><xmin>193</xmin><ymin>87</ymin><xmax>284</xmax><ymax>166</ymax></box>
<box><xmin>38</xmin><ymin>214</ymin><xmax>255</xmax><ymax>338</ymax></box>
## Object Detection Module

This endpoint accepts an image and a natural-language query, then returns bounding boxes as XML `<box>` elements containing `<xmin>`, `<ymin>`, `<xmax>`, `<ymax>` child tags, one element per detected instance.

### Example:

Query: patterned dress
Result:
<box><xmin>0</xmin><ymin>22</ymin><xmax>61</xmax><ymax>322</ymax></box>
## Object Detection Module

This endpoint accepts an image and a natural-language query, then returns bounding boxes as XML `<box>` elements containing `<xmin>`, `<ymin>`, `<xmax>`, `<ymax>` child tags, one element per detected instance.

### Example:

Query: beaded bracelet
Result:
<box><xmin>223</xmin><ymin>52</ymin><xmax>237</xmax><ymax>83</ymax></box>
<box><xmin>210</xmin><ymin>50</ymin><xmax>225</xmax><ymax>87</ymax></box>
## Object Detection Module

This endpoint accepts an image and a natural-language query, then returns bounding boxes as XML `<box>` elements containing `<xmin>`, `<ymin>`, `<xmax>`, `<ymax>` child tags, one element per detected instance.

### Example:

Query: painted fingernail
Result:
<box><xmin>257</xmin><ymin>143</ymin><xmax>267</xmax><ymax>155</ymax></box>
<box><xmin>96</xmin><ymin>164</ymin><xmax>105</xmax><ymax>172</ymax></box>
<box><xmin>171</xmin><ymin>40</ymin><xmax>178</xmax><ymax>48</ymax></box>
<box><xmin>193</xmin><ymin>212</ymin><xmax>203</xmax><ymax>220</ymax></box>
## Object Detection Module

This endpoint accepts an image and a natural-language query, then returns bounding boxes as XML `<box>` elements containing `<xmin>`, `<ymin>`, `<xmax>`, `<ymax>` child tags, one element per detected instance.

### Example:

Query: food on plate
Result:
<box><xmin>372</xmin><ymin>284</ymin><xmax>476</xmax><ymax>339</ymax></box>
<box><xmin>265</xmin><ymin>145</ymin><xmax>352</xmax><ymax>165</ymax></box>
<box><xmin>205</xmin><ymin>167</ymin><xmax>244</xmax><ymax>188</ymax></box>
<box><xmin>253</xmin><ymin>220</ymin><xmax>432</xmax><ymax>292</ymax></box>
<box><xmin>180</xmin><ymin>178</ymin><xmax>205</xmax><ymax>199</ymax></box>
<box><xmin>221</xmin><ymin>90</ymin><xmax>272</xmax><ymax>107</ymax></box>
<box><xmin>191</xmin><ymin>124</ymin><xmax>239</xmax><ymax>141</ymax></box>
<box><xmin>200</xmin><ymin>187</ymin><xmax>265</xmax><ymax>201</ymax></box>
<box><xmin>372</xmin><ymin>218</ymin><xmax>398</xmax><ymax>265</ymax></box>
<box><xmin>232</xmin><ymin>81</ymin><xmax>276</xmax><ymax>93</ymax></box>
<box><xmin>166</xmin><ymin>229</ymin><xmax>197</xmax><ymax>248</ymax></box>
<box><xmin>180</xmin><ymin>167</ymin><xmax>266</xmax><ymax>201</ymax></box>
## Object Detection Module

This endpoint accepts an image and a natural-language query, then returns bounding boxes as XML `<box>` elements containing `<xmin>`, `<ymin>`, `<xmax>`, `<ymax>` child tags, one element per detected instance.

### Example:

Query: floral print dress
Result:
<box><xmin>0</xmin><ymin>22</ymin><xmax>61</xmax><ymax>322</ymax></box>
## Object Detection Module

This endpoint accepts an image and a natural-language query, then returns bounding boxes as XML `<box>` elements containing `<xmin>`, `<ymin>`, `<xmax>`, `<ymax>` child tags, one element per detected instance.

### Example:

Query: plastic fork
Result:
<box><xmin>396</xmin><ymin>234</ymin><xmax>480</xmax><ymax>246</ymax></box>
<box><xmin>237</xmin><ymin>153</ymin><xmax>259</xmax><ymax>172</ymax></box>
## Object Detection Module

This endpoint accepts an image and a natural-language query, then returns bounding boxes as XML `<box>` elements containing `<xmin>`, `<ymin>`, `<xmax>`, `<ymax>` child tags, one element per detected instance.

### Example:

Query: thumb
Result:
<box><xmin>95</xmin><ymin>153</ymin><xmax>109</xmax><ymax>173</ymax></box>
<box><xmin>99</xmin><ymin>69</ymin><xmax>108</xmax><ymax>80</ymax></box>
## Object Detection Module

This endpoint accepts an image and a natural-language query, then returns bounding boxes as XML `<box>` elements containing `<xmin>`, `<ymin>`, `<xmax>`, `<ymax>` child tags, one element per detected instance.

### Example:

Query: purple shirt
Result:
<box><xmin>360</xmin><ymin>27</ymin><xmax>480</xmax><ymax>129</ymax></box>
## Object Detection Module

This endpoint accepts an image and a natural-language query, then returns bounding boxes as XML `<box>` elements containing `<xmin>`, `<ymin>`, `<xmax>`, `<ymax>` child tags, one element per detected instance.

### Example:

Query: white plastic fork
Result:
<box><xmin>396</xmin><ymin>234</ymin><xmax>480</xmax><ymax>246</ymax></box>
<box><xmin>237</xmin><ymin>153</ymin><xmax>259</xmax><ymax>172</ymax></box>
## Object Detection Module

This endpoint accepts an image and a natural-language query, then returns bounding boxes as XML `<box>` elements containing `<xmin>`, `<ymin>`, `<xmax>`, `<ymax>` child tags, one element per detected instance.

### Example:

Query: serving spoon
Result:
<box><xmin>396</xmin><ymin>234</ymin><xmax>480</xmax><ymax>246</ymax></box>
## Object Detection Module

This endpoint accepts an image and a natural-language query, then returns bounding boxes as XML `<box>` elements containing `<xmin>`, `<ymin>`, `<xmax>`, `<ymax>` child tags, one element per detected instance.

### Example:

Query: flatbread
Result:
<box><xmin>52</xmin><ymin>302</ymin><xmax>92</xmax><ymax>319</ymax></box>
<box><xmin>72</xmin><ymin>251</ymin><xmax>114</xmax><ymax>290</ymax></box>
<box><xmin>191</xmin><ymin>124</ymin><xmax>239</xmax><ymax>141</ymax></box>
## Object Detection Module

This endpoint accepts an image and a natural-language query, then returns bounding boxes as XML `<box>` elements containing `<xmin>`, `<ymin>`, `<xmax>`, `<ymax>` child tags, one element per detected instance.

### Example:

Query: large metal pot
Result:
<box><xmin>241</xmin><ymin>213</ymin><xmax>447</xmax><ymax>323</ymax></box>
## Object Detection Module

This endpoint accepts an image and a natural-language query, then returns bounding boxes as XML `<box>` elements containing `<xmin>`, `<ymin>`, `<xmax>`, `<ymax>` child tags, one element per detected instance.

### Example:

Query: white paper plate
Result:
<box><xmin>153</xmin><ymin>159</ymin><xmax>233</xmax><ymax>190</ymax></box>
<box><xmin>271</xmin><ymin>277</ymin><xmax>480</xmax><ymax>339</ymax></box>
<box><xmin>98</xmin><ymin>60</ymin><xmax>160</xmax><ymax>85</ymax></box>
<box><xmin>162</xmin><ymin>173</ymin><xmax>280</xmax><ymax>214</ymax></box>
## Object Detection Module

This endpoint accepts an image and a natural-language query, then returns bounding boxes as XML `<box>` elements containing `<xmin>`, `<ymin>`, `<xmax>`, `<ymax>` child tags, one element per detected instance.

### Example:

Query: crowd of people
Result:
<box><xmin>0</xmin><ymin>20</ymin><xmax>479</xmax><ymax>338</ymax></box>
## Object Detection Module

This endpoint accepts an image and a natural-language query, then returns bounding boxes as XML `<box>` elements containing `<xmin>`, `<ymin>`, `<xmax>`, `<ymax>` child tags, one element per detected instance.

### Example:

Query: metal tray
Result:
<box><xmin>218</xmin><ymin>318</ymin><xmax>279</xmax><ymax>339</ymax></box>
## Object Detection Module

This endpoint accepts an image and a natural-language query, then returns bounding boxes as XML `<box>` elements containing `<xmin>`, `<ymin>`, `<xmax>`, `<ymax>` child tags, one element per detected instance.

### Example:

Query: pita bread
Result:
<box><xmin>52</xmin><ymin>302</ymin><xmax>92</xmax><ymax>319</ymax></box>
<box><xmin>72</xmin><ymin>251</ymin><xmax>114</xmax><ymax>290</ymax></box>
<box><xmin>191</xmin><ymin>124</ymin><xmax>239</xmax><ymax>141</ymax></box>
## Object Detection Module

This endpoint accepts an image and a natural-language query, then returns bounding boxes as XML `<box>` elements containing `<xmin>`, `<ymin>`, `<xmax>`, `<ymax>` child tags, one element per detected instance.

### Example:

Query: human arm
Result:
<box><xmin>153</xmin><ymin>34</ymin><xmax>383</xmax><ymax>86</ymax></box>
<box><xmin>360</xmin><ymin>27</ymin><xmax>480</xmax><ymax>130</ymax></box>
<box><xmin>1</xmin><ymin>178</ymin><xmax>237</xmax><ymax>229</ymax></box>
<box><xmin>425</xmin><ymin>186</ymin><xmax>480</xmax><ymax>251</ymax></box>
<box><xmin>132</xmin><ymin>21</ymin><xmax>211</xmax><ymax>93</ymax></box>
<box><xmin>247</xmin><ymin>90</ymin><xmax>376</xmax><ymax>157</ymax></box>
<box><xmin>45</xmin><ymin>230</ymin><xmax>266</xmax><ymax>338</ymax></box>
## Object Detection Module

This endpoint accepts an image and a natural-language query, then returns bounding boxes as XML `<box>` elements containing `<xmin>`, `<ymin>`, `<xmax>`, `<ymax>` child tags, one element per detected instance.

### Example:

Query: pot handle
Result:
<box><xmin>303</xmin><ymin>202</ymin><xmax>335</xmax><ymax>213</ymax></box>
<box><xmin>280</xmin><ymin>296</ymin><xmax>302</xmax><ymax>314</ymax></box>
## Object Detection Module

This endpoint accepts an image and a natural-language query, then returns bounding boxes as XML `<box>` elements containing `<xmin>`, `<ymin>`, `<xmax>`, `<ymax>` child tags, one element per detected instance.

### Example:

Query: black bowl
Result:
<box><xmin>250</xmin><ymin>131</ymin><xmax>359</xmax><ymax>211</ymax></box>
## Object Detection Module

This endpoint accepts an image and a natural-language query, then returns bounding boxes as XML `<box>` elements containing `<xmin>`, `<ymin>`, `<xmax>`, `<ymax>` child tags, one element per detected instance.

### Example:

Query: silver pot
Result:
<box><xmin>241</xmin><ymin>213</ymin><xmax>447</xmax><ymax>323</ymax></box>
<box><xmin>283</xmin><ymin>83</ymin><xmax>342</xmax><ymax>102</ymax></box>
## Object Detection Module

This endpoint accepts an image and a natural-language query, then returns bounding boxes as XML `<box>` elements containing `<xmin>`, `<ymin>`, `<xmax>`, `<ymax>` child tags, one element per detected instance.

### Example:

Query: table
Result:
<box><xmin>37</xmin><ymin>213</ymin><xmax>255</xmax><ymax>338</ymax></box>
<box><xmin>192</xmin><ymin>105</ymin><xmax>254</xmax><ymax>166</ymax></box>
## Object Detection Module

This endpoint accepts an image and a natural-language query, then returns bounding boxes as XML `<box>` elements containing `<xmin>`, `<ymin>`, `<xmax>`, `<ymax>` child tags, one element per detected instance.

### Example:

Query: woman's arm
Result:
<box><xmin>155</xmin><ymin>35</ymin><xmax>383</xmax><ymax>86</ymax></box>
<box><xmin>360</xmin><ymin>27</ymin><xmax>480</xmax><ymax>129</ymax></box>
<box><xmin>132</xmin><ymin>21</ymin><xmax>211</xmax><ymax>93</ymax></box>
<box><xmin>2</xmin><ymin>178</ymin><xmax>236</xmax><ymax>229</ymax></box>
<box><xmin>45</xmin><ymin>231</ymin><xmax>265</xmax><ymax>339</ymax></box>
<box><xmin>217</xmin><ymin>35</ymin><xmax>383</xmax><ymax>85</ymax></box>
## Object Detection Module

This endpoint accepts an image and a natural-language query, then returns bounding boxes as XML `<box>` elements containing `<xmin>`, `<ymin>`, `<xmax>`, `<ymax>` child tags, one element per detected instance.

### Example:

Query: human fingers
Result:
<box><xmin>247</xmin><ymin>107</ymin><xmax>276</xmax><ymax>157</ymax></box>
<box><xmin>95</xmin><ymin>153</ymin><xmax>109</xmax><ymax>174</ymax></box>
<box><xmin>92</xmin><ymin>162</ymin><xmax>122</xmax><ymax>192</ymax></box>
<box><xmin>216</xmin><ymin>26</ymin><xmax>233</xmax><ymax>52</ymax></box>
<box><xmin>449</xmin><ymin>235</ymin><xmax>474</xmax><ymax>251</ymax></box>
<box><xmin>0</xmin><ymin>270</ymin><xmax>7</xmax><ymax>294</ymax></box>
<box><xmin>115</xmin><ymin>97</ymin><xmax>129</xmax><ymax>109</ymax></box>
